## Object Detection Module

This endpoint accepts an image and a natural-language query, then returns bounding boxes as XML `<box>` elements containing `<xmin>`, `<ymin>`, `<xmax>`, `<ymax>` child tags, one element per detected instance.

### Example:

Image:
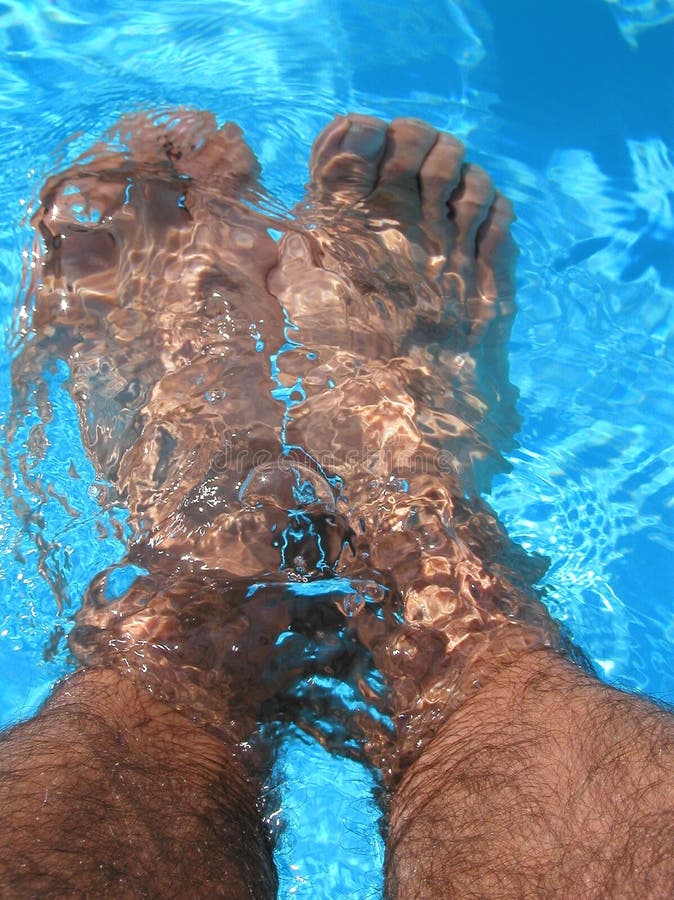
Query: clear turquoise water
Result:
<box><xmin>0</xmin><ymin>1</ymin><xmax>672</xmax><ymax>896</ymax></box>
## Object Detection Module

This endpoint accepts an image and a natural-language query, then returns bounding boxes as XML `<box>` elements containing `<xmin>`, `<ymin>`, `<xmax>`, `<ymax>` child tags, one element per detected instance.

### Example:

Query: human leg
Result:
<box><xmin>268</xmin><ymin>115</ymin><xmax>563</xmax><ymax>773</ymax></box>
<box><xmin>3</xmin><ymin>113</ymin><xmax>296</xmax><ymax>897</ymax></box>
<box><xmin>281</xmin><ymin>115</ymin><xmax>674</xmax><ymax>896</ymax></box>
<box><xmin>386</xmin><ymin>648</ymin><xmax>674</xmax><ymax>898</ymax></box>
<box><xmin>0</xmin><ymin>667</ymin><xmax>275</xmax><ymax>898</ymax></box>
<box><xmin>4</xmin><ymin>109</ymin><xmax>530</xmax><ymax>893</ymax></box>
<box><xmin>7</xmin><ymin>108</ymin><xmax>672</xmax><ymax>899</ymax></box>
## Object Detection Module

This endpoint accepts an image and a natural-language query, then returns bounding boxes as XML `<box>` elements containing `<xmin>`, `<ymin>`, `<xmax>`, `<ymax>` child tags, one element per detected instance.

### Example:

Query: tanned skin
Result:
<box><xmin>1</xmin><ymin>653</ymin><xmax>672</xmax><ymax>897</ymax></box>
<box><xmin>2</xmin><ymin>111</ymin><xmax>672</xmax><ymax>898</ymax></box>
<box><xmin>0</xmin><ymin>670</ymin><xmax>276</xmax><ymax>898</ymax></box>
<box><xmin>387</xmin><ymin>650</ymin><xmax>674</xmax><ymax>899</ymax></box>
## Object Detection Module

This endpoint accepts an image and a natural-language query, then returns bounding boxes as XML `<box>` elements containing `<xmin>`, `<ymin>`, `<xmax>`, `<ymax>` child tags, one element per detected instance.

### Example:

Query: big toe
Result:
<box><xmin>309</xmin><ymin>114</ymin><xmax>389</xmax><ymax>203</ymax></box>
<box><xmin>309</xmin><ymin>115</ymin><xmax>443</xmax><ymax>219</ymax></box>
<box><xmin>112</xmin><ymin>108</ymin><xmax>262</xmax><ymax>195</ymax></box>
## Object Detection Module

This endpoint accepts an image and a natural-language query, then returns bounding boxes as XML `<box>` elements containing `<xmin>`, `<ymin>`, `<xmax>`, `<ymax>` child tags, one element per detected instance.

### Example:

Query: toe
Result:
<box><xmin>115</xmin><ymin>109</ymin><xmax>261</xmax><ymax>193</ymax></box>
<box><xmin>448</xmin><ymin>163</ymin><xmax>496</xmax><ymax>263</ymax></box>
<box><xmin>419</xmin><ymin>131</ymin><xmax>466</xmax><ymax>222</ymax></box>
<box><xmin>309</xmin><ymin>115</ymin><xmax>352</xmax><ymax>170</ymax></box>
<box><xmin>117</xmin><ymin>108</ymin><xmax>219</xmax><ymax>166</ymax></box>
<box><xmin>182</xmin><ymin>120</ymin><xmax>262</xmax><ymax>191</ymax></box>
<box><xmin>476</xmin><ymin>192</ymin><xmax>518</xmax><ymax>303</ymax></box>
<box><xmin>309</xmin><ymin>114</ymin><xmax>388</xmax><ymax>202</ymax></box>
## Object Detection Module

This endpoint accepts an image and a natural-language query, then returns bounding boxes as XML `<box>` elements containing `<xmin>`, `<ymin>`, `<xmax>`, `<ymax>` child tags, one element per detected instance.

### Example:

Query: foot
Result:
<box><xmin>305</xmin><ymin>113</ymin><xmax>517</xmax><ymax>348</ymax></box>
<box><xmin>271</xmin><ymin>115</ymin><xmax>521</xmax><ymax>497</ymax></box>
<box><xmin>31</xmin><ymin>108</ymin><xmax>279</xmax><ymax>351</ymax></box>
<box><xmin>16</xmin><ymin>110</ymin><xmax>292</xmax><ymax>570</ymax></box>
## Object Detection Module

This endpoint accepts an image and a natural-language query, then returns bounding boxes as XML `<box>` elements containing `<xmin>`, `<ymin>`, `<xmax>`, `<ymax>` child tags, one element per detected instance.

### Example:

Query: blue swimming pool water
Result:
<box><xmin>0</xmin><ymin>1</ymin><xmax>672</xmax><ymax>896</ymax></box>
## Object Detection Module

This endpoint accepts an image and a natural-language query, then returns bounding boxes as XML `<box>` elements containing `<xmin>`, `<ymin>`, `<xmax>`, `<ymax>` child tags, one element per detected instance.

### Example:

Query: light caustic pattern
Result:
<box><xmin>7</xmin><ymin>108</ymin><xmax>575</xmax><ymax>781</ymax></box>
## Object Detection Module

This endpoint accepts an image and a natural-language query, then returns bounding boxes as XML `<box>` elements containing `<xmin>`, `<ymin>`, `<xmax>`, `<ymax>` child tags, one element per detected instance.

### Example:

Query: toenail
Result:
<box><xmin>343</xmin><ymin>123</ymin><xmax>386</xmax><ymax>158</ymax></box>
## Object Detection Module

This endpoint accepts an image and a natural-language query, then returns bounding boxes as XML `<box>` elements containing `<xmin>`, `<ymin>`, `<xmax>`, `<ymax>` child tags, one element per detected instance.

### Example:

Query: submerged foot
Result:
<box><xmin>14</xmin><ymin>110</ymin><xmax>564</xmax><ymax>782</ymax></box>
<box><xmin>305</xmin><ymin>113</ymin><xmax>517</xmax><ymax>347</ymax></box>
<box><xmin>271</xmin><ymin>114</ymin><xmax>520</xmax><ymax>499</ymax></box>
<box><xmin>32</xmin><ymin>108</ymin><xmax>274</xmax><ymax>337</ymax></box>
<box><xmin>16</xmin><ymin>109</ymin><xmax>294</xmax><ymax>573</ymax></box>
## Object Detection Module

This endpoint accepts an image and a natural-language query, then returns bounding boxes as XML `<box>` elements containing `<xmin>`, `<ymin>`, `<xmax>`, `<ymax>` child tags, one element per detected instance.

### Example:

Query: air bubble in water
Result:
<box><xmin>239</xmin><ymin>460</ymin><xmax>336</xmax><ymax>513</ymax></box>
<box><xmin>338</xmin><ymin>593</ymin><xmax>365</xmax><ymax>617</ymax></box>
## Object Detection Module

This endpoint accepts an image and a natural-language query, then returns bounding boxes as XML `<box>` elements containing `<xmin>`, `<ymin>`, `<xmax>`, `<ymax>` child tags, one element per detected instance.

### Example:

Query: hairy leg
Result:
<box><xmin>275</xmin><ymin>117</ymin><xmax>674</xmax><ymax>895</ymax></box>
<box><xmin>387</xmin><ymin>649</ymin><xmax>674</xmax><ymax>898</ymax></box>
<box><xmin>0</xmin><ymin>668</ymin><xmax>275</xmax><ymax>898</ymax></box>
<box><xmin>3</xmin><ymin>112</ymin><xmax>340</xmax><ymax>897</ymax></box>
